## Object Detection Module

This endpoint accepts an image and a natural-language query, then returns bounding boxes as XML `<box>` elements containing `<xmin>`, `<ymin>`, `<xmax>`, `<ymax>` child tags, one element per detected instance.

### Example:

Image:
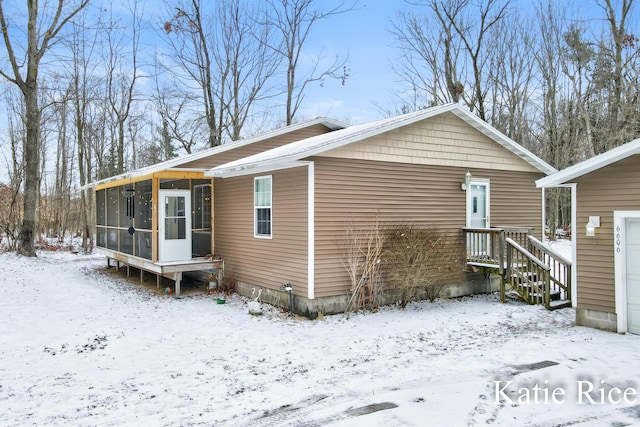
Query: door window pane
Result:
<box><xmin>165</xmin><ymin>196</ymin><xmax>185</xmax><ymax>217</ymax></box>
<box><xmin>165</xmin><ymin>218</ymin><xmax>186</xmax><ymax>240</ymax></box>
<box><xmin>165</xmin><ymin>195</ymin><xmax>186</xmax><ymax>240</ymax></box>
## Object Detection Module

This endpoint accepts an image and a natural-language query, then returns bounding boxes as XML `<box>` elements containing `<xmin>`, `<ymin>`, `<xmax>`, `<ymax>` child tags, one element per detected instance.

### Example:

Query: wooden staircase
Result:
<box><xmin>463</xmin><ymin>227</ymin><xmax>572</xmax><ymax>310</ymax></box>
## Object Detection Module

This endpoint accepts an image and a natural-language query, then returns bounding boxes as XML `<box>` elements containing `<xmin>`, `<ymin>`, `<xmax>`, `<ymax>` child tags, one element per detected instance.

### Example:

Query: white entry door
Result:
<box><xmin>626</xmin><ymin>218</ymin><xmax>640</xmax><ymax>334</ymax></box>
<box><xmin>467</xmin><ymin>181</ymin><xmax>490</xmax><ymax>228</ymax></box>
<box><xmin>159</xmin><ymin>190</ymin><xmax>191</xmax><ymax>262</ymax></box>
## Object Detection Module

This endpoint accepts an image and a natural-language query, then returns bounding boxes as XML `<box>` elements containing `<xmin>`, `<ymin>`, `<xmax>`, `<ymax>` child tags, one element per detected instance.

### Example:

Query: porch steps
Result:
<box><xmin>548</xmin><ymin>300</ymin><xmax>573</xmax><ymax>310</ymax></box>
<box><xmin>463</xmin><ymin>228</ymin><xmax>572</xmax><ymax>311</ymax></box>
<box><xmin>509</xmin><ymin>280</ymin><xmax>562</xmax><ymax>303</ymax></box>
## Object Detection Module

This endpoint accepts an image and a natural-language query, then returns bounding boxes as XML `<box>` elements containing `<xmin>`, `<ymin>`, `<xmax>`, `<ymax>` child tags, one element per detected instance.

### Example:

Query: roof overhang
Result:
<box><xmin>211</xmin><ymin>160</ymin><xmax>310</xmax><ymax>178</ymax></box>
<box><xmin>536</xmin><ymin>138</ymin><xmax>640</xmax><ymax>188</ymax></box>
<box><xmin>448</xmin><ymin>107</ymin><xmax>557</xmax><ymax>175</ymax></box>
<box><xmin>208</xmin><ymin>103</ymin><xmax>557</xmax><ymax>178</ymax></box>
<box><xmin>83</xmin><ymin>117</ymin><xmax>347</xmax><ymax>189</ymax></box>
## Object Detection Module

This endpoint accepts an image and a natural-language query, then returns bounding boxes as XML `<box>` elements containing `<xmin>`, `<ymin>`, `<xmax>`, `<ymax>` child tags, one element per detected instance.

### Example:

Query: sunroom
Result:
<box><xmin>92</xmin><ymin>170</ymin><xmax>223</xmax><ymax>295</ymax></box>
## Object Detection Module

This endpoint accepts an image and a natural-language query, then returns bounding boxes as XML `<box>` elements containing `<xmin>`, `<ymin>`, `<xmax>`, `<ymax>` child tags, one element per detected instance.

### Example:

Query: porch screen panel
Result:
<box><xmin>106</xmin><ymin>187</ymin><xmax>119</xmax><ymax>227</ymax></box>
<box><xmin>96</xmin><ymin>226</ymin><xmax>106</xmax><ymax>248</ymax></box>
<box><xmin>107</xmin><ymin>229</ymin><xmax>118</xmax><ymax>250</ymax></box>
<box><xmin>119</xmin><ymin>229</ymin><xmax>133</xmax><ymax>255</ymax></box>
<box><xmin>136</xmin><ymin>231</ymin><xmax>152</xmax><ymax>260</ymax></box>
<box><xmin>135</xmin><ymin>180</ymin><xmax>152</xmax><ymax>230</ymax></box>
<box><xmin>192</xmin><ymin>179</ymin><xmax>212</xmax><ymax>257</ymax></box>
<box><xmin>160</xmin><ymin>179</ymin><xmax>190</xmax><ymax>189</ymax></box>
<box><xmin>129</xmin><ymin>180</ymin><xmax>153</xmax><ymax>259</ymax></box>
<box><xmin>119</xmin><ymin>184</ymin><xmax>134</xmax><ymax>227</ymax></box>
<box><xmin>96</xmin><ymin>189</ymin><xmax>106</xmax><ymax>248</ymax></box>
<box><xmin>96</xmin><ymin>189</ymin><xmax>106</xmax><ymax>226</ymax></box>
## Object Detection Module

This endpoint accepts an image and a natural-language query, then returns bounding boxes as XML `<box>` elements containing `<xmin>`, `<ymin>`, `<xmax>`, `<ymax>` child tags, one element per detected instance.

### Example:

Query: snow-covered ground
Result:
<box><xmin>2</xmin><ymin>245</ymin><xmax>640</xmax><ymax>427</ymax></box>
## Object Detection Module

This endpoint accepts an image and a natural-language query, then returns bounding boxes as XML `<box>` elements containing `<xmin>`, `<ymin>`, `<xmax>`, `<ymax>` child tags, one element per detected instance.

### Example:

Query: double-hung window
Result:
<box><xmin>254</xmin><ymin>176</ymin><xmax>272</xmax><ymax>238</ymax></box>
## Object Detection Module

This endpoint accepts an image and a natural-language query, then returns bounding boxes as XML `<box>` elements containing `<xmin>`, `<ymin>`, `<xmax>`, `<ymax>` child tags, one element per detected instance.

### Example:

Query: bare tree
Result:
<box><xmin>67</xmin><ymin>9</ymin><xmax>101</xmax><ymax>253</ymax></box>
<box><xmin>392</xmin><ymin>0</ymin><xmax>510</xmax><ymax>119</ymax></box>
<box><xmin>596</xmin><ymin>0</ymin><xmax>638</xmax><ymax>151</ymax></box>
<box><xmin>434</xmin><ymin>0</ymin><xmax>510</xmax><ymax>120</ymax></box>
<box><xmin>266</xmin><ymin>0</ymin><xmax>352</xmax><ymax>125</ymax></box>
<box><xmin>391</xmin><ymin>9</ymin><xmax>463</xmax><ymax>109</ymax></box>
<box><xmin>0</xmin><ymin>0</ymin><xmax>89</xmax><ymax>256</ymax></box>
<box><xmin>0</xmin><ymin>88</ymin><xmax>25</xmax><ymax>250</ymax></box>
<box><xmin>487</xmin><ymin>13</ymin><xmax>536</xmax><ymax>146</ymax></box>
<box><xmin>164</xmin><ymin>0</ymin><xmax>219</xmax><ymax>147</ymax></box>
<box><xmin>152</xmin><ymin>69</ymin><xmax>202</xmax><ymax>155</ymax></box>
<box><xmin>164</xmin><ymin>0</ymin><xmax>279</xmax><ymax>146</ymax></box>
<box><xmin>104</xmin><ymin>1</ymin><xmax>143</xmax><ymax>174</ymax></box>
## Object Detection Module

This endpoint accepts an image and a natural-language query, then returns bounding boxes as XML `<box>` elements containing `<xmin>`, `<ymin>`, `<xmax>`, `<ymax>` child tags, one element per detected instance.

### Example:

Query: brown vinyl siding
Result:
<box><xmin>312</xmin><ymin>156</ymin><xmax>543</xmax><ymax>298</ymax></box>
<box><xmin>181</xmin><ymin>124</ymin><xmax>334</xmax><ymax>169</ymax></box>
<box><xmin>214</xmin><ymin>166</ymin><xmax>309</xmax><ymax>296</ymax></box>
<box><xmin>490</xmin><ymin>169</ymin><xmax>544</xmax><ymax>229</ymax></box>
<box><xmin>320</xmin><ymin>112</ymin><xmax>541</xmax><ymax>173</ymax></box>
<box><xmin>574</xmin><ymin>154</ymin><xmax>640</xmax><ymax>313</ymax></box>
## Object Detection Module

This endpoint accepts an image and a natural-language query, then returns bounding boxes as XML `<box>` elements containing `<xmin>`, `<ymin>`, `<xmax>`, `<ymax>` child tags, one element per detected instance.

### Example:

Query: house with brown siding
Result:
<box><xmin>537</xmin><ymin>139</ymin><xmax>640</xmax><ymax>334</ymax></box>
<box><xmin>86</xmin><ymin>118</ymin><xmax>345</xmax><ymax>294</ymax></box>
<box><xmin>208</xmin><ymin>103</ymin><xmax>555</xmax><ymax>316</ymax></box>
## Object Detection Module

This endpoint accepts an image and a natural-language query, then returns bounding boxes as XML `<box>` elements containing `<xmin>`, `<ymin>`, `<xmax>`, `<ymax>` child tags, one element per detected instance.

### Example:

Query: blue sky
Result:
<box><xmin>296</xmin><ymin>1</ymin><xmax>416</xmax><ymax>124</ymax></box>
<box><xmin>0</xmin><ymin>0</ymin><xmax>633</xmax><ymax>184</ymax></box>
<box><xmin>295</xmin><ymin>0</ymin><xmax>614</xmax><ymax>125</ymax></box>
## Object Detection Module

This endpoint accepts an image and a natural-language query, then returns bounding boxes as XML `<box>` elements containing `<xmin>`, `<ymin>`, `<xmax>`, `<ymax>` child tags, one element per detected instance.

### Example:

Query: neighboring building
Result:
<box><xmin>537</xmin><ymin>139</ymin><xmax>640</xmax><ymax>334</ymax></box>
<box><xmin>89</xmin><ymin>103</ymin><xmax>555</xmax><ymax>316</ymax></box>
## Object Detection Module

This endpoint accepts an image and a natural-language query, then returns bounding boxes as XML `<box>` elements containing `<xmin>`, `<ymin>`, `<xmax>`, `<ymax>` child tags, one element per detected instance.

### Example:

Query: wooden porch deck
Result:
<box><xmin>96</xmin><ymin>247</ymin><xmax>224</xmax><ymax>296</ymax></box>
<box><xmin>462</xmin><ymin>227</ymin><xmax>572</xmax><ymax>310</ymax></box>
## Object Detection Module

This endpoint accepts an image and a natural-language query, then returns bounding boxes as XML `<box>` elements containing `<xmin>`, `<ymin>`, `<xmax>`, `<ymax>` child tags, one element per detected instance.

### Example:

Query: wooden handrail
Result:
<box><xmin>526</xmin><ymin>235</ymin><xmax>572</xmax><ymax>305</ymax></box>
<box><xmin>528</xmin><ymin>235</ymin><xmax>571</xmax><ymax>266</ymax></box>
<box><xmin>505</xmin><ymin>238</ymin><xmax>550</xmax><ymax>270</ymax></box>
<box><xmin>463</xmin><ymin>227</ymin><xmax>571</xmax><ymax>310</ymax></box>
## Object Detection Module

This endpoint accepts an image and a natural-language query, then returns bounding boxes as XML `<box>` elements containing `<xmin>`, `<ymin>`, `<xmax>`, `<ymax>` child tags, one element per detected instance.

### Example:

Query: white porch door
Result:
<box><xmin>626</xmin><ymin>218</ymin><xmax>640</xmax><ymax>334</ymax></box>
<box><xmin>159</xmin><ymin>190</ymin><xmax>191</xmax><ymax>262</ymax></box>
<box><xmin>467</xmin><ymin>181</ymin><xmax>490</xmax><ymax>228</ymax></box>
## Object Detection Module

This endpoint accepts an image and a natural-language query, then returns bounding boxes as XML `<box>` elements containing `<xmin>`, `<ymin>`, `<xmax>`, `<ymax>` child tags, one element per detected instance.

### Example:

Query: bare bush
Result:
<box><xmin>339</xmin><ymin>218</ymin><xmax>384</xmax><ymax>317</ymax></box>
<box><xmin>0</xmin><ymin>183</ymin><xmax>23</xmax><ymax>251</ymax></box>
<box><xmin>383</xmin><ymin>225</ymin><xmax>464</xmax><ymax>307</ymax></box>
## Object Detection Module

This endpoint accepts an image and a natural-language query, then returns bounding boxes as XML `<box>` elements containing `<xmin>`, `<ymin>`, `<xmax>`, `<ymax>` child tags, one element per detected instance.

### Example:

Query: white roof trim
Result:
<box><xmin>536</xmin><ymin>138</ymin><xmax>640</xmax><ymax>188</ymax></box>
<box><xmin>218</xmin><ymin>161</ymin><xmax>307</xmax><ymax>178</ymax></box>
<box><xmin>83</xmin><ymin>117</ymin><xmax>347</xmax><ymax>189</ymax></box>
<box><xmin>208</xmin><ymin>103</ymin><xmax>556</xmax><ymax>178</ymax></box>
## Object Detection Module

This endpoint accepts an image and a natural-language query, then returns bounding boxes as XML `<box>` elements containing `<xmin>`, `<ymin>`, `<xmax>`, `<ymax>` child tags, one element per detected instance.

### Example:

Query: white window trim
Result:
<box><xmin>465</xmin><ymin>178</ymin><xmax>490</xmax><ymax>228</ymax></box>
<box><xmin>254</xmin><ymin>175</ymin><xmax>273</xmax><ymax>239</ymax></box>
<box><xmin>614</xmin><ymin>210</ymin><xmax>640</xmax><ymax>333</ymax></box>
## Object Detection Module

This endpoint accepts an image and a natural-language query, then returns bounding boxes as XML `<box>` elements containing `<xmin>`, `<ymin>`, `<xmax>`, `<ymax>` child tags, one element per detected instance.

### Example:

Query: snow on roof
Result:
<box><xmin>207</xmin><ymin>103</ymin><xmax>556</xmax><ymax>178</ymax></box>
<box><xmin>83</xmin><ymin>117</ymin><xmax>347</xmax><ymax>189</ymax></box>
<box><xmin>536</xmin><ymin>137</ymin><xmax>640</xmax><ymax>188</ymax></box>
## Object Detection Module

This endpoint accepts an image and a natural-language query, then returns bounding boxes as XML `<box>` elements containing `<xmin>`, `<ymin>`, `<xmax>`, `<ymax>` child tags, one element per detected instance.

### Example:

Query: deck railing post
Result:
<box><xmin>462</xmin><ymin>229</ymin><xmax>468</xmax><ymax>267</ymax></box>
<box><xmin>502</xmin><ymin>241</ymin><xmax>511</xmax><ymax>303</ymax></box>
<box><xmin>544</xmin><ymin>269</ymin><xmax>551</xmax><ymax>309</ymax></box>
<box><xmin>566</xmin><ymin>264</ymin><xmax>572</xmax><ymax>301</ymax></box>
<box><xmin>498</xmin><ymin>230</ymin><xmax>505</xmax><ymax>275</ymax></box>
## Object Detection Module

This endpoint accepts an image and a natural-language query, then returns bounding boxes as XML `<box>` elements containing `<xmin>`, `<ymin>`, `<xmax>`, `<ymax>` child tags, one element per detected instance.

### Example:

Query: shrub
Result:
<box><xmin>383</xmin><ymin>225</ymin><xmax>464</xmax><ymax>307</ymax></box>
<box><xmin>339</xmin><ymin>218</ymin><xmax>384</xmax><ymax>316</ymax></box>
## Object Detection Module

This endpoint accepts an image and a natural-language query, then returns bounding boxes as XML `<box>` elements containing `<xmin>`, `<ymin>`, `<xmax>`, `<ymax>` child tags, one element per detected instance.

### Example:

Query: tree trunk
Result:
<box><xmin>18</xmin><ymin>84</ymin><xmax>40</xmax><ymax>256</ymax></box>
